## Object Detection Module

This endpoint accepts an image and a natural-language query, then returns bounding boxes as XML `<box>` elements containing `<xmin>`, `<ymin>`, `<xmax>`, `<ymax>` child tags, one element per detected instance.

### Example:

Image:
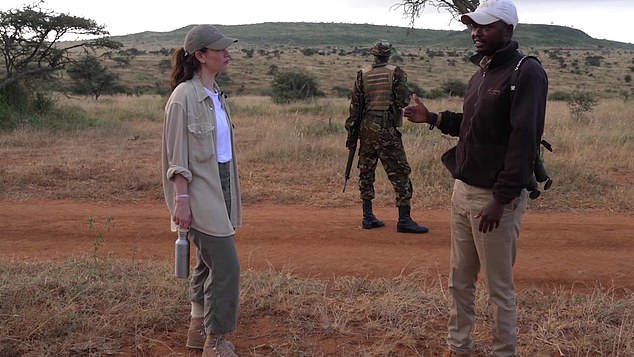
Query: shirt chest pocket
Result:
<box><xmin>187</xmin><ymin>118</ymin><xmax>215</xmax><ymax>163</ymax></box>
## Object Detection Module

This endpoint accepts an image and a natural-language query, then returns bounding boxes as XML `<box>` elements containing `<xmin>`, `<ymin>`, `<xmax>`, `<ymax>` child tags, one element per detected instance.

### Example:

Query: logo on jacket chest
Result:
<box><xmin>487</xmin><ymin>88</ymin><xmax>502</xmax><ymax>96</ymax></box>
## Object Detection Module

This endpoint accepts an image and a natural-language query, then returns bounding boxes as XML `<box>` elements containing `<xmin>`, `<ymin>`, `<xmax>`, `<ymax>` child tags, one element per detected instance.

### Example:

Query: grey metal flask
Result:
<box><xmin>175</xmin><ymin>228</ymin><xmax>190</xmax><ymax>278</ymax></box>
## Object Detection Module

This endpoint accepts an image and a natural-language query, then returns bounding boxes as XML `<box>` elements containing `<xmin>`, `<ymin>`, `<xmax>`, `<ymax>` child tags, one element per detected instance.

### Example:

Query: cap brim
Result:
<box><xmin>461</xmin><ymin>12</ymin><xmax>499</xmax><ymax>26</ymax></box>
<box><xmin>205</xmin><ymin>37</ymin><xmax>238</xmax><ymax>50</ymax></box>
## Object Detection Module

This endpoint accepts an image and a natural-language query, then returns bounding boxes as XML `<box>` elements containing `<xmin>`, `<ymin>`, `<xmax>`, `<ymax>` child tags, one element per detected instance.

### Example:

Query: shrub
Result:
<box><xmin>271</xmin><ymin>71</ymin><xmax>324</xmax><ymax>104</ymax></box>
<box><xmin>158</xmin><ymin>59</ymin><xmax>171</xmax><ymax>73</ymax></box>
<box><xmin>567</xmin><ymin>90</ymin><xmax>599</xmax><ymax>121</ymax></box>
<box><xmin>0</xmin><ymin>82</ymin><xmax>31</xmax><ymax>113</ymax></box>
<box><xmin>442</xmin><ymin>79</ymin><xmax>466</xmax><ymax>97</ymax></box>
<box><xmin>267</xmin><ymin>64</ymin><xmax>279</xmax><ymax>76</ymax></box>
<box><xmin>408</xmin><ymin>82</ymin><xmax>426</xmax><ymax>97</ymax></box>
<box><xmin>0</xmin><ymin>94</ymin><xmax>17</xmax><ymax>130</ymax></box>
<box><xmin>548</xmin><ymin>91</ymin><xmax>572</xmax><ymax>101</ymax></box>
<box><xmin>425</xmin><ymin>49</ymin><xmax>444</xmax><ymax>57</ymax></box>
<box><xmin>425</xmin><ymin>88</ymin><xmax>447</xmax><ymax>99</ymax></box>
<box><xmin>331</xmin><ymin>86</ymin><xmax>351</xmax><ymax>98</ymax></box>
<box><xmin>216</xmin><ymin>72</ymin><xmax>232</xmax><ymax>95</ymax></box>
<box><xmin>585</xmin><ymin>55</ymin><xmax>603</xmax><ymax>67</ymax></box>
<box><xmin>241</xmin><ymin>48</ymin><xmax>254</xmax><ymax>58</ymax></box>
<box><xmin>33</xmin><ymin>92</ymin><xmax>54</xmax><ymax>113</ymax></box>
<box><xmin>300</xmin><ymin>48</ymin><xmax>317</xmax><ymax>56</ymax></box>
<box><xmin>0</xmin><ymin>83</ymin><xmax>60</xmax><ymax>130</ymax></box>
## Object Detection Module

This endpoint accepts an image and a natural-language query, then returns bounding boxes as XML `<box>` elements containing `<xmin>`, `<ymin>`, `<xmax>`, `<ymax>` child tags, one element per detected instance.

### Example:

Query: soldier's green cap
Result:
<box><xmin>370</xmin><ymin>40</ymin><xmax>392</xmax><ymax>56</ymax></box>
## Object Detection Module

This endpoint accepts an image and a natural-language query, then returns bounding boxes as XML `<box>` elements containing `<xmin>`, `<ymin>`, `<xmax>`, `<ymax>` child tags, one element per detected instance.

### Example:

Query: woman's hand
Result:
<box><xmin>172</xmin><ymin>174</ymin><xmax>191</xmax><ymax>229</ymax></box>
<box><xmin>173</xmin><ymin>197</ymin><xmax>192</xmax><ymax>229</ymax></box>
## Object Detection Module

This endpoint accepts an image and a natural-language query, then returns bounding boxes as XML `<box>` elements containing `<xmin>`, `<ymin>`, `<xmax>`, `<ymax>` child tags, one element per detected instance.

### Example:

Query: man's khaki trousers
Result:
<box><xmin>447</xmin><ymin>179</ymin><xmax>528</xmax><ymax>357</ymax></box>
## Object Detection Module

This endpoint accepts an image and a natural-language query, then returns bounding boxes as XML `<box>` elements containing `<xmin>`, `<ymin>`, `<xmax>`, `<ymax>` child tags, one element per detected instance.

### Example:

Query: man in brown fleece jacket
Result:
<box><xmin>403</xmin><ymin>0</ymin><xmax>548</xmax><ymax>356</ymax></box>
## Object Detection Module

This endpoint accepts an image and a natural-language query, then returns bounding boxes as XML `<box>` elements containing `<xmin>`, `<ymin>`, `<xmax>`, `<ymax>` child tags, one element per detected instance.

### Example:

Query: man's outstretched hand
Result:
<box><xmin>403</xmin><ymin>94</ymin><xmax>430</xmax><ymax>123</ymax></box>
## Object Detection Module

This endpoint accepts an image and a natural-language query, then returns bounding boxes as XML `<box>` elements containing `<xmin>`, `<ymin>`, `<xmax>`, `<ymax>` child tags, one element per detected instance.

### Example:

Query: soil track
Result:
<box><xmin>2</xmin><ymin>200</ymin><xmax>633</xmax><ymax>356</ymax></box>
<box><xmin>1</xmin><ymin>200</ymin><xmax>633</xmax><ymax>291</ymax></box>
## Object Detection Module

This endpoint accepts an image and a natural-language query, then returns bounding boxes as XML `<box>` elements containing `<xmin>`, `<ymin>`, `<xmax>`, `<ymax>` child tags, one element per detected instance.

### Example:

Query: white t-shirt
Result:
<box><xmin>204</xmin><ymin>88</ymin><xmax>232</xmax><ymax>163</ymax></box>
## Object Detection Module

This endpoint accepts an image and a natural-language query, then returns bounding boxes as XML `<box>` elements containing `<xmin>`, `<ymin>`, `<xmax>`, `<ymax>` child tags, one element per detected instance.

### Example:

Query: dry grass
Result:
<box><xmin>1</xmin><ymin>94</ymin><xmax>632</xmax><ymax>211</ymax></box>
<box><xmin>1</xmin><ymin>257</ymin><xmax>632</xmax><ymax>356</ymax></box>
<box><xmin>103</xmin><ymin>44</ymin><xmax>634</xmax><ymax>101</ymax></box>
<box><xmin>1</xmin><ymin>94</ymin><xmax>631</xmax><ymax>355</ymax></box>
<box><xmin>0</xmin><ymin>258</ymin><xmax>185</xmax><ymax>357</ymax></box>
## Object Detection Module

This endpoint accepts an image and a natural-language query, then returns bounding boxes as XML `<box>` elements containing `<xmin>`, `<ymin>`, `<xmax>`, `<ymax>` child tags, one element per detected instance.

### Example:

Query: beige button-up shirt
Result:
<box><xmin>162</xmin><ymin>77</ymin><xmax>242</xmax><ymax>237</ymax></box>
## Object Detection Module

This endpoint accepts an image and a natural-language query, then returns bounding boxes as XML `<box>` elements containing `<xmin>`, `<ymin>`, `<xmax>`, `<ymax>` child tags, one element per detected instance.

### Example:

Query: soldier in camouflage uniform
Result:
<box><xmin>345</xmin><ymin>40</ymin><xmax>428</xmax><ymax>234</ymax></box>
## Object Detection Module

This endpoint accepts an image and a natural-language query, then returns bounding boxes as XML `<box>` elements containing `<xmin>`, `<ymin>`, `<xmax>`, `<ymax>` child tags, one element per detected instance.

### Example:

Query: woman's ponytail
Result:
<box><xmin>169</xmin><ymin>48</ymin><xmax>200</xmax><ymax>91</ymax></box>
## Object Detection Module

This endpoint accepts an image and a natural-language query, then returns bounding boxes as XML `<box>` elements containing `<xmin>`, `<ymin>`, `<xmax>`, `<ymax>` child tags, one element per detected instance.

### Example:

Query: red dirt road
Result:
<box><xmin>1</xmin><ymin>200</ymin><xmax>633</xmax><ymax>291</ymax></box>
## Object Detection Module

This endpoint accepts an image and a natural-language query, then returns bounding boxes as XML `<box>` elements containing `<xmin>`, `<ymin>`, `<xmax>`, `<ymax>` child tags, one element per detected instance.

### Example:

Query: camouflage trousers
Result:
<box><xmin>357</xmin><ymin>112</ymin><xmax>413</xmax><ymax>207</ymax></box>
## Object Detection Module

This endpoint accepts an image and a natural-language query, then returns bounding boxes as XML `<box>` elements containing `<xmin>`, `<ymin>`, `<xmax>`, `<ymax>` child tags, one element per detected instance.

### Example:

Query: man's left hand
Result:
<box><xmin>475</xmin><ymin>198</ymin><xmax>505</xmax><ymax>233</ymax></box>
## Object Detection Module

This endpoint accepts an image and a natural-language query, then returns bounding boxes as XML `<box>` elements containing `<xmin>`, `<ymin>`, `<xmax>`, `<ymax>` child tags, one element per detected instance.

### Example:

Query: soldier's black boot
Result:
<box><xmin>362</xmin><ymin>200</ymin><xmax>385</xmax><ymax>229</ymax></box>
<box><xmin>397</xmin><ymin>205</ymin><xmax>429</xmax><ymax>233</ymax></box>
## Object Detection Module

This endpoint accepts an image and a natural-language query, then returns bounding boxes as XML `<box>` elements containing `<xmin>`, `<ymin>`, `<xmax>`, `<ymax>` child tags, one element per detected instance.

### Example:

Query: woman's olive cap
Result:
<box><xmin>184</xmin><ymin>25</ymin><xmax>237</xmax><ymax>53</ymax></box>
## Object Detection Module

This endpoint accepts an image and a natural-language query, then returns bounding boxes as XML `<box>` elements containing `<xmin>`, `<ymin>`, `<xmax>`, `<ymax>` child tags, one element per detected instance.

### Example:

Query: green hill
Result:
<box><xmin>111</xmin><ymin>22</ymin><xmax>634</xmax><ymax>50</ymax></box>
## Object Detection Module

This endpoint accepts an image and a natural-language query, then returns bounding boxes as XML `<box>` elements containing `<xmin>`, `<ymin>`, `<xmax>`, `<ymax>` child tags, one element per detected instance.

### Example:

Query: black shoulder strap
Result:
<box><xmin>510</xmin><ymin>55</ymin><xmax>540</xmax><ymax>94</ymax></box>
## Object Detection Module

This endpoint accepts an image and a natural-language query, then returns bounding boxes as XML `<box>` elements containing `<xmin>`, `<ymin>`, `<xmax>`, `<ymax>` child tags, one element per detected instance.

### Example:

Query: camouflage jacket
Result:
<box><xmin>346</xmin><ymin>62</ymin><xmax>410</xmax><ymax>133</ymax></box>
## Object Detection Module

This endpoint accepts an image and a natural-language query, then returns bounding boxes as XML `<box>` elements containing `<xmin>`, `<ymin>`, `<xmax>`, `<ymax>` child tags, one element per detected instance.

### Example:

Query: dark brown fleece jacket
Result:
<box><xmin>437</xmin><ymin>41</ymin><xmax>548</xmax><ymax>204</ymax></box>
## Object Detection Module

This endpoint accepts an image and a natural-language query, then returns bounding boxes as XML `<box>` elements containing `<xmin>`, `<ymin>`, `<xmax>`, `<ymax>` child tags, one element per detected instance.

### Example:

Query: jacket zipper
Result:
<box><xmin>458</xmin><ymin>70</ymin><xmax>486</xmax><ymax>175</ymax></box>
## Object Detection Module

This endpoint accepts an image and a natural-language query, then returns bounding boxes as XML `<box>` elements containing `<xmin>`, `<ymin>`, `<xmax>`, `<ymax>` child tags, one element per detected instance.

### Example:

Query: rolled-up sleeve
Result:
<box><xmin>164</xmin><ymin>101</ymin><xmax>192</xmax><ymax>182</ymax></box>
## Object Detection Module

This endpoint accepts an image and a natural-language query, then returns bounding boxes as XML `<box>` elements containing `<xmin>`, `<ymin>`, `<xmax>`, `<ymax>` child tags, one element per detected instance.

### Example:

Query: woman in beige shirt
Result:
<box><xmin>161</xmin><ymin>24</ymin><xmax>241</xmax><ymax>357</ymax></box>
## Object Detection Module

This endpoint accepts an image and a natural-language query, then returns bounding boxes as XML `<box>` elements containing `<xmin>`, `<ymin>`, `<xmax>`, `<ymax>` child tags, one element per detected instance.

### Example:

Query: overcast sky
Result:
<box><xmin>2</xmin><ymin>0</ymin><xmax>632</xmax><ymax>44</ymax></box>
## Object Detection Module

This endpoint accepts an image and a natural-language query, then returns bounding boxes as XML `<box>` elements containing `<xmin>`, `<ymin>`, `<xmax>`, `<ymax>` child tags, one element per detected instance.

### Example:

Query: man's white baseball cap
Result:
<box><xmin>460</xmin><ymin>0</ymin><xmax>519</xmax><ymax>29</ymax></box>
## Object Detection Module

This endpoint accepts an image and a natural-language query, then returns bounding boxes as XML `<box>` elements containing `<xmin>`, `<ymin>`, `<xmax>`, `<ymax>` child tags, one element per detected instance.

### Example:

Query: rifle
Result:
<box><xmin>343</xmin><ymin>70</ymin><xmax>365</xmax><ymax>192</ymax></box>
<box><xmin>343</xmin><ymin>117</ymin><xmax>359</xmax><ymax>192</ymax></box>
<box><xmin>527</xmin><ymin>140</ymin><xmax>553</xmax><ymax>199</ymax></box>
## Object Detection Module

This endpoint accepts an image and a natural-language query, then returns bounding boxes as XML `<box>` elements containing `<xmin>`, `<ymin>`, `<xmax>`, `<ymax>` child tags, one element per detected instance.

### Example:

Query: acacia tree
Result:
<box><xmin>396</xmin><ymin>0</ymin><xmax>479</xmax><ymax>26</ymax></box>
<box><xmin>0</xmin><ymin>1</ymin><xmax>121</xmax><ymax>91</ymax></box>
<box><xmin>66</xmin><ymin>55</ymin><xmax>120</xmax><ymax>100</ymax></box>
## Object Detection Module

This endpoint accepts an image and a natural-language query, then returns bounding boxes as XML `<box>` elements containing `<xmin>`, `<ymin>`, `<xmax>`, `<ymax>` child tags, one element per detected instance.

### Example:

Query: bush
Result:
<box><xmin>408</xmin><ymin>82</ymin><xmax>426</xmax><ymax>97</ymax></box>
<box><xmin>267</xmin><ymin>64</ymin><xmax>279</xmax><ymax>75</ymax></box>
<box><xmin>216</xmin><ymin>72</ymin><xmax>232</xmax><ymax>92</ymax></box>
<box><xmin>548</xmin><ymin>91</ymin><xmax>572</xmax><ymax>101</ymax></box>
<box><xmin>331</xmin><ymin>85</ymin><xmax>351</xmax><ymax>98</ymax></box>
<box><xmin>241</xmin><ymin>48</ymin><xmax>254</xmax><ymax>58</ymax></box>
<box><xmin>0</xmin><ymin>95</ymin><xmax>18</xmax><ymax>130</ymax></box>
<box><xmin>442</xmin><ymin>79</ymin><xmax>467</xmax><ymax>97</ymax></box>
<box><xmin>158</xmin><ymin>59</ymin><xmax>171</xmax><ymax>73</ymax></box>
<box><xmin>567</xmin><ymin>90</ymin><xmax>599</xmax><ymax>121</ymax></box>
<box><xmin>585</xmin><ymin>55</ymin><xmax>603</xmax><ymax>67</ymax></box>
<box><xmin>271</xmin><ymin>71</ymin><xmax>324</xmax><ymax>104</ymax></box>
<box><xmin>300</xmin><ymin>48</ymin><xmax>317</xmax><ymax>56</ymax></box>
<box><xmin>0</xmin><ymin>83</ymin><xmax>60</xmax><ymax>130</ymax></box>
<box><xmin>425</xmin><ymin>88</ymin><xmax>447</xmax><ymax>99</ymax></box>
<box><xmin>0</xmin><ymin>82</ymin><xmax>31</xmax><ymax>113</ymax></box>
